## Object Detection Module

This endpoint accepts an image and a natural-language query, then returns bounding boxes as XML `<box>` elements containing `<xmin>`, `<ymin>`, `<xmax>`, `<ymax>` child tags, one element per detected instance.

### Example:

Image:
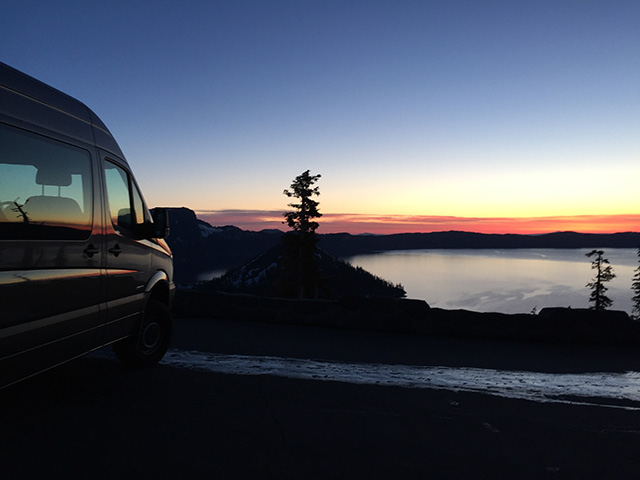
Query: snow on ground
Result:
<box><xmin>161</xmin><ymin>350</ymin><xmax>640</xmax><ymax>410</ymax></box>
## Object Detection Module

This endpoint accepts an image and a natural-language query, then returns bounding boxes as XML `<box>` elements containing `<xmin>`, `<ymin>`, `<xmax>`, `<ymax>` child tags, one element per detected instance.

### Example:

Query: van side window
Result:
<box><xmin>104</xmin><ymin>160</ymin><xmax>149</xmax><ymax>238</ymax></box>
<box><xmin>0</xmin><ymin>123</ymin><xmax>93</xmax><ymax>240</ymax></box>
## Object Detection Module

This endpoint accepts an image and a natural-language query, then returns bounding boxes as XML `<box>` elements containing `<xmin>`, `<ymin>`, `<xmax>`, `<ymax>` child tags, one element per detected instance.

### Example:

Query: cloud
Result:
<box><xmin>195</xmin><ymin>210</ymin><xmax>640</xmax><ymax>235</ymax></box>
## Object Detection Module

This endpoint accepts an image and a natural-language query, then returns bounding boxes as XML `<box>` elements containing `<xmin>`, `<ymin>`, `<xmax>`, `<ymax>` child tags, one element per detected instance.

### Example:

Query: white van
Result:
<box><xmin>0</xmin><ymin>61</ymin><xmax>174</xmax><ymax>387</ymax></box>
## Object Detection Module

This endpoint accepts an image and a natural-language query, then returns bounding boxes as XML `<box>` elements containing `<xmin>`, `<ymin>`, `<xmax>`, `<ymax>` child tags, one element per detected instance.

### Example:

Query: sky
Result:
<box><xmin>2</xmin><ymin>0</ymin><xmax>639</xmax><ymax>234</ymax></box>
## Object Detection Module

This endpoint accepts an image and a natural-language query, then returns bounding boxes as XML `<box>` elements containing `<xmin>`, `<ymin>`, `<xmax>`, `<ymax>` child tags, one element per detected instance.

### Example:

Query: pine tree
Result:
<box><xmin>283</xmin><ymin>170</ymin><xmax>322</xmax><ymax>235</ymax></box>
<box><xmin>631</xmin><ymin>247</ymin><xmax>640</xmax><ymax>319</ymax></box>
<box><xmin>281</xmin><ymin>170</ymin><xmax>322</xmax><ymax>298</ymax></box>
<box><xmin>585</xmin><ymin>249</ymin><xmax>616</xmax><ymax>311</ymax></box>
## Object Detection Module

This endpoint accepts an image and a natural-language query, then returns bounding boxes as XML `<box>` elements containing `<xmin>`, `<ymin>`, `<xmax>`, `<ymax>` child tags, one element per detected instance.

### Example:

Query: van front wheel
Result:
<box><xmin>114</xmin><ymin>300</ymin><xmax>173</xmax><ymax>367</ymax></box>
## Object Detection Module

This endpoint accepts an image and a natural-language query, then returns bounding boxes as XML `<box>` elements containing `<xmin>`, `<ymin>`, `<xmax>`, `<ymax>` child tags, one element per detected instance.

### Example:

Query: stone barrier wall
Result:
<box><xmin>173</xmin><ymin>290</ymin><xmax>640</xmax><ymax>346</ymax></box>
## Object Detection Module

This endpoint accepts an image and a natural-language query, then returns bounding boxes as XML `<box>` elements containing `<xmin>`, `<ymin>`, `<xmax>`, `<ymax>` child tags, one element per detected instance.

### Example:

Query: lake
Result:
<box><xmin>344</xmin><ymin>248</ymin><xmax>639</xmax><ymax>315</ymax></box>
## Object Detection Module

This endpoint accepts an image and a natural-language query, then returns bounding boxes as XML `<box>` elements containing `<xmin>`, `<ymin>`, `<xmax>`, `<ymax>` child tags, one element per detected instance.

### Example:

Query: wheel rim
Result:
<box><xmin>140</xmin><ymin>320</ymin><xmax>162</xmax><ymax>354</ymax></box>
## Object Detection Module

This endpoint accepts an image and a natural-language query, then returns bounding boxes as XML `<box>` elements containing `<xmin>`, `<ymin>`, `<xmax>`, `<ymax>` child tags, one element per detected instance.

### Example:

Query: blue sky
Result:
<box><xmin>3</xmin><ymin>1</ymin><xmax>639</xmax><ymax>233</ymax></box>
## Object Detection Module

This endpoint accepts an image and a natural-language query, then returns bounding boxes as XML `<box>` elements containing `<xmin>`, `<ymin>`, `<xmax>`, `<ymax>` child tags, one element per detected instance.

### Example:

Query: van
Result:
<box><xmin>0</xmin><ymin>61</ymin><xmax>174</xmax><ymax>388</ymax></box>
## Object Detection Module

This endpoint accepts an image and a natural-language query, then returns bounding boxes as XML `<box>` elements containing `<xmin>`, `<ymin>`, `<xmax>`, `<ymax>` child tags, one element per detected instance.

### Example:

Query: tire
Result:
<box><xmin>114</xmin><ymin>300</ymin><xmax>173</xmax><ymax>368</ymax></box>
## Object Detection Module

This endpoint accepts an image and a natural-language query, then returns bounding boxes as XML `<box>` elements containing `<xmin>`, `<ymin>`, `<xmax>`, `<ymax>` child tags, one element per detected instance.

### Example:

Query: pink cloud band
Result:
<box><xmin>196</xmin><ymin>210</ymin><xmax>640</xmax><ymax>235</ymax></box>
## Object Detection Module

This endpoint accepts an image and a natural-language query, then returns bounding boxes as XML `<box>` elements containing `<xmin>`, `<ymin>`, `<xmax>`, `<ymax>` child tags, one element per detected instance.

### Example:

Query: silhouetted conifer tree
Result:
<box><xmin>283</xmin><ymin>170</ymin><xmax>322</xmax><ymax>235</ymax></box>
<box><xmin>631</xmin><ymin>247</ymin><xmax>640</xmax><ymax>319</ymax></box>
<box><xmin>281</xmin><ymin>170</ymin><xmax>322</xmax><ymax>298</ymax></box>
<box><xmin>586</xmin><ymin>249</ymin><xmax>615</xmax><ymax>311</ymax></box>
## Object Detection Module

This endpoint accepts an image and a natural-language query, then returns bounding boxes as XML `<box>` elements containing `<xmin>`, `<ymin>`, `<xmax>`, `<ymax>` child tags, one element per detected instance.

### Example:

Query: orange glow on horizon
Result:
<box><xmin>196</xmin><ymin>210</ymin><xmax>640</xmax><ymax>235</ymax></box>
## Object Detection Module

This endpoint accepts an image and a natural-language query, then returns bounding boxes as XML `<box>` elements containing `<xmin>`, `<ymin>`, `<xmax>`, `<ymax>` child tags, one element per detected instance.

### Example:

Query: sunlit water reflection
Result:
<box><xmin>344</xmin><ymin>248</ymin><xmax>638</xmax><ymax>314</ymax></box>
<box><xmin>162</xmin><ymin>350</ymin><xmax>640</xmax><ymax>410</ymax></box>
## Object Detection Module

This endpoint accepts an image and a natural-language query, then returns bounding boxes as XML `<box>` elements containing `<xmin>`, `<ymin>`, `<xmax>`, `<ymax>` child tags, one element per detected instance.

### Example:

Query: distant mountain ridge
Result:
<box><xmin>318</xmin><ymin>230</ymin><xmax>640</xmax><ymax>257</ymax></box>
<box><xmin>162</xmin><ymin>208</ymin><xmax>640</xmax><ymax>283</ymax></box>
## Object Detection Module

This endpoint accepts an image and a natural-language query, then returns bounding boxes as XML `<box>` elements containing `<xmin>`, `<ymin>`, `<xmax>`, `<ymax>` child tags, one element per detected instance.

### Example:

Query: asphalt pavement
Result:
<box><xmin>2</xmin><ymin>318</ymin><xmax>640</xmax><ymax>479</ymax></box>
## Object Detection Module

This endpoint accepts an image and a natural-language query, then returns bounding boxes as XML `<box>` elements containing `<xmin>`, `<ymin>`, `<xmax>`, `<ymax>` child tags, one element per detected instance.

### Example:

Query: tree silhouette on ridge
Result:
<box><xmin>586</xmin><ymin>249</ymin><xmax>615</xmax><ymax>311</ymax></box>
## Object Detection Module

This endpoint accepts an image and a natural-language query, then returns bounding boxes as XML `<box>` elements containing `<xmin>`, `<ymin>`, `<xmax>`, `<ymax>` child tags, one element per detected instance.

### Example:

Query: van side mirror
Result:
<box><xmin>150</xmin><ymin>208</ymin><xmax>170</xmax><ymax>239</ymax></box>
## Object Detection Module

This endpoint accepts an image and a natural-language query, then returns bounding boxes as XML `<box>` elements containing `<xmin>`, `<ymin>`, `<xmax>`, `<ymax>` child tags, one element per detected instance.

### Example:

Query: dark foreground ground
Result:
<box><xmin>2</xmin><ymin>318</ymin><xmax>640</xmax><ymax>479</ymax></box>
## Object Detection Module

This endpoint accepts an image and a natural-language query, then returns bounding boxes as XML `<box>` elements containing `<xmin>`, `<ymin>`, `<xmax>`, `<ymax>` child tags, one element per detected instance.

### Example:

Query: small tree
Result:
<box><xmin>585</xmin><ymin>249</ymin><xmax>616</xmax><ymax>311</ymax></box>
<box><xmin>283</xmin><ymin>170</ymin><xmax>322</xmax><ymax>236</ymax></box>
<box><xmin>631</xmin><ymin>247</ymin><xmax>640</xmax><ymax>319</ymax></box>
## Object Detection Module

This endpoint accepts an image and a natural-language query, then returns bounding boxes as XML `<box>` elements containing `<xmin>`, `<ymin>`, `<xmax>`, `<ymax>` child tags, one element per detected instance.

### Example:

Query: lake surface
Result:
<box><xmin>344</xmin><ymin>248</ymin><xmax>639</xmax><ymax>314</ymax></box>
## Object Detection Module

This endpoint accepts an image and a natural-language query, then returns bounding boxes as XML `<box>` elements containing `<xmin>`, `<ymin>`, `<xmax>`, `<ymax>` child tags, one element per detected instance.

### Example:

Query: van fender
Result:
<box><xmin>144</xmin><ymin>270</ymin><xmax>170</xmax><ymax>301</ymax></box>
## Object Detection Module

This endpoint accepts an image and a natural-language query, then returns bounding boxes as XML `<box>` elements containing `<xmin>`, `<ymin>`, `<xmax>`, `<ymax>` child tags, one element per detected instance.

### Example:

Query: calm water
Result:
<box><xmin>345</xmin><ymin>249</ymin><xmax>639</xmax><ymax>314</ymax></box>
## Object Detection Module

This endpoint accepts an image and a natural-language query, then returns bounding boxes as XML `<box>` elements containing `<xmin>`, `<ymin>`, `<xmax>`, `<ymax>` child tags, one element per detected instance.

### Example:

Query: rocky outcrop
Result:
<box><xmin>160</xmin><ymin>207</ymin><xmax>282</xmax><ymax>284</ymax></box>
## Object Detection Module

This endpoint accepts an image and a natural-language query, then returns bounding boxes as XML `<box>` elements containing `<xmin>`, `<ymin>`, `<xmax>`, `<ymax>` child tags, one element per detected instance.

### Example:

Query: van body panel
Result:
<box><xmin>0</xmin><ymin>61</ymin><xmax>173</xmax><ymax>387</ymax></box>
<box><xmin>0</xmin><ymin>268</ymin><xmax>103</xmax><ymax>328</ymax></box>
<box><xmin>0</xmin><ymin>63</ymin><xmax>124</xmax><ymax>159</ymax></box>
<box><xmin>0</xmin><ymin>320</ymin><xmax>101</xmax><ymax>388</ymax></box>
<box><xmin>0</xmin><ymin>84</ymin><xmax>96</xmax><ymax>146</ymax></box>
<box><xmin>0</xmin><ymin>64</ymin><xmax>90</xmax><ymax>121</ymax></box>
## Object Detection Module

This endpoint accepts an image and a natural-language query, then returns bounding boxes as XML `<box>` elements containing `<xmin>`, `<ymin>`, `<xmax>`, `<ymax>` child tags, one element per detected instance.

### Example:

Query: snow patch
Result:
<box><xmin>161</xmin><ymin>350</ymin><xmax>640</xmax><ymax>410</ymax></box>
<box><xmin>199</xmin><ymin>224</ymin><xmax>224</xmax><ymax>238</ymax></box>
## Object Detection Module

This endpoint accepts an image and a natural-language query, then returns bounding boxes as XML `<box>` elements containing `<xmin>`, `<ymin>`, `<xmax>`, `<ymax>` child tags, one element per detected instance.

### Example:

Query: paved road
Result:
<box><xmin>2</xmin><ymin>318</ymin><xmax>640</xmax><ymax>479</ymax></box>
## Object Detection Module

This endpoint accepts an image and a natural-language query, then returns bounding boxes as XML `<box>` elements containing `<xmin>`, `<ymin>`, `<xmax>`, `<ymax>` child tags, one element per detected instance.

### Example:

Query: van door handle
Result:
<box><xmin>84</xmin><ymin>244</ymin><xmax>100</xmax><ymax>258</ymax></box>
<box><xmin>108</xmin><ymin>244</ymin><xmax>122</xmax><ymax>257</ymax></box>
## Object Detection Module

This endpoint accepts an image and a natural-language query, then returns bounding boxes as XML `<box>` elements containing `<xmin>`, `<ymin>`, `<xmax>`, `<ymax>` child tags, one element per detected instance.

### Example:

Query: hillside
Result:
<box><xmin>204</xmin><ymin>241</ymin><xmax>406</xmax><ymax>300</ymax></box>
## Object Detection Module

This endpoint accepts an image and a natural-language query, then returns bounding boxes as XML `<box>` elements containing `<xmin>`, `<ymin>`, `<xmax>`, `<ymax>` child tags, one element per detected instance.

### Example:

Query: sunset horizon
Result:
<box><xmin>195</xmin><ymin>209</ymin><xmax>640</xmax><ymax>236</ymax></box>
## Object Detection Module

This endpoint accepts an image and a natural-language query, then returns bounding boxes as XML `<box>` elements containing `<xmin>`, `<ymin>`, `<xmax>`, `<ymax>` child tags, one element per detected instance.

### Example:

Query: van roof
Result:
<box><xmin>0</xmin><ymin>61</ymin><xmax>125</xmax><ymax>159</ymax></box>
